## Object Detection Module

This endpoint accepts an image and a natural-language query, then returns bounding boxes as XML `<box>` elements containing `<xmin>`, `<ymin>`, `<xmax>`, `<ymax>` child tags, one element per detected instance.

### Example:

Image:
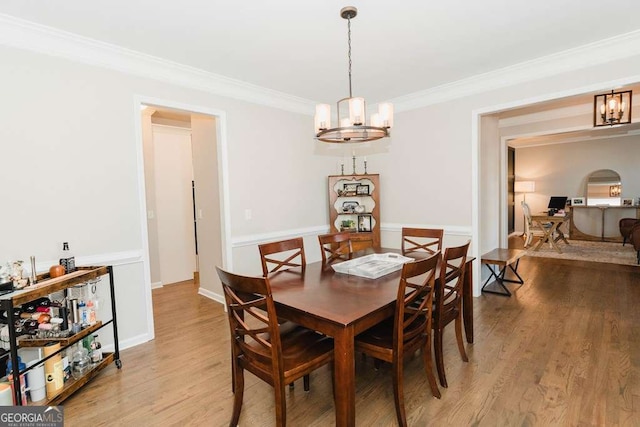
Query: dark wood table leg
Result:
<box><xmin>333</xmin><ymin>326</ymin><xmax>356</xmax><ymax>426</ymax></box>
<box><xmin>463</xmin><ymin>260</ymin><xmax>474</xmax><ymax>343</ymax></box>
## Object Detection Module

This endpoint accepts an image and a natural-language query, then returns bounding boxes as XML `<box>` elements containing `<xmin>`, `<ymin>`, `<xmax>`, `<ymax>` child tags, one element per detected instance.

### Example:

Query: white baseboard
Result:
<box><xmin>198</xmin><ymin>287</ymin><xmax>224</xmax><ymax>305</ymax></box>
<box><xmin>150</xmin><ymin>281</ymin><xmax>162</xmax><ymax>289</ymax></box>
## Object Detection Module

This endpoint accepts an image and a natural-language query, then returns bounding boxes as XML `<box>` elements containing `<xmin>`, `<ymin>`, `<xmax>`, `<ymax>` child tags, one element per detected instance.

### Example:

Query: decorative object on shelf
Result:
<box><xmin>609</xmin><ymin>184</ymin><xmax>621</xmax><ymax>197</ymax></box>
<box><xmin>342</xmin><ymin>201</ymin><xmax>359</xmax><ymax>213</ymax></box>
<box><xmin>341</xmin><ymin>220</ymin><xmax>356</xmax><ymax>231</ymax></box>
<box><xmin>343</xmin><ymin>183</ymin><xmax>358</xmax><ymax>196</ymax></box>
<box><xmin>340</xmin><ymin>163</ymin><xmax>344</xmax><ymax>175</ymax></box>
<box><xmin>358</xmin><ymin>215</ymin><xmax>372</xmax><ymax>232</ymax></box>
<box><xmin>354</xmin><ymin>205</ymin><xmax>366</xmax><ymax>214</ymax></box>
<box><xmin>29</xmin><ymin>256</ymin><xmax>37</xmax><ymax>286</ymax></box>
<box><xmin>356</xmin><ymin>184</ymin><xmax>369</xmax><ymax>196</ymax></box>
<box><xmin>594</xmin><ymin>90</ymin><xmax>632</xmax><ymax>127</ymax></box>
<box><xmin>352</xmin><ymin>153</ymin><xmax>357</xmax><ymax>174</ymax></box>
<box><xmin>622</xmin><ymin>198</ymin><xmax>634</xmax><ymax>207</ymax></box>
<box><xmin>314</xmin><ymin>6</ymin><xmax>393</xmax><ymax>143</ymax></box>
<box><xmin>571</xmin><ymin>197</ymin><xmax>585</xmax><ymax>206</ymax></box>
<box><xmin>59</xmin><ymin>242</ymin><xmax>76</xmax><ymax>274</ymax></box>
<box><xmin>363</xmin><ymin>157</ymin><xmax>368</xmax><ymax>174</ymax></box>
<box><xmin>49</xmin><ymin>265</ymin><xmax>65</xmax><ymax>278</ymax></box>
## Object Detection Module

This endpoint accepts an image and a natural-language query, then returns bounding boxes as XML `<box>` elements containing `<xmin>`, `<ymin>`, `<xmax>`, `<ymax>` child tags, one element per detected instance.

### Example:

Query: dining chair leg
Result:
<box><xmin>373</xmin><ymin>358</ymin><xmax>382</xmax><ymax>370</ymax></box>
<box><xmin>422</xmin><ymin>341</ymin><xmax>441</xmax><ymax>399</ymax></box>
<box><xmin>274</xmin><ymin>382</ymin><xmax>287</xmax><ymax>427</ymax></box>
<box><xmin>230</xmin><ymin>365</ymin><xmax>244</xmax><ymax>427</ymax></box>
<box><xmin>455</xmin><ymin>315</ymin><xmax>469</xmax><ymax>362</ymax></box>
<box><xmin>303</xmin><ymin>374</ymin><xmax>310</xmax><ymax>391</ymax></box>
<box><xmin>392</xmin><ymin>359</ymin><xmax>408</xmax><ymax>427</ymax></box>
<box><xmin>434</xmin><ymin>328</ymin><xmax>447</xmax><ymax>388</ymax></box>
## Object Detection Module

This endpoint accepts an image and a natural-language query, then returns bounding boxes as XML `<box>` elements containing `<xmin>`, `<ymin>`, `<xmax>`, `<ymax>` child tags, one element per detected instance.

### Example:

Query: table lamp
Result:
<box><xmin>514</xmin><ymin>181</ymin><xmax>535</xmax><ymax>203</ymax></box>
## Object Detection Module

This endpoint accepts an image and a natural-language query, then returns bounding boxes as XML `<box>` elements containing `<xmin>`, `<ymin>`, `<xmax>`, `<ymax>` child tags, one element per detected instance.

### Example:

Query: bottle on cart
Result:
<box><xmin>90</xmin><ymin>334</ymin><xmax>102</xmax><ymax>363</ymax></box>
<box><xmin>59</xmin><ymin>242</ymin><xmax>76</xmax><ymax>274</ymax></box>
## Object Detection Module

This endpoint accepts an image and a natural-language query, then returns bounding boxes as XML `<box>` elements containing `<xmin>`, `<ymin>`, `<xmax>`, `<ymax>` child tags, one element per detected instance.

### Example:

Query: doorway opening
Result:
<box><xmin>134</xmin><ymin>97</ymin><xmax>230</xmax><ymax>341</ymax></box>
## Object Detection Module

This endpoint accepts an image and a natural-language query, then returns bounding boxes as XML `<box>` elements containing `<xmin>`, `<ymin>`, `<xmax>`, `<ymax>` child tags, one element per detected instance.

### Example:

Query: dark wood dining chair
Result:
<box><xmin>355</xmin><ymin>253</ymin><xmax>442</xmax><ymax>426</ymax></box>
<box><xmin>401</xmin><ymin>227</ymin><xmax>443</xmax><ymax>256</ymax></box>
<box><xmin>433</xmin><ymin>241</ymin><xmax>470</xmax><ymax>388</ymax></box>
<box><xmin>258</xmin><ymin>237</ymin><xmax>306</xmax><ymax>276</ymax></box>
<box><xmin>318</xmin><ymin>231</ymin><xmax>352</xmax><ymax>265</ymax></box>
<box><xmin>216</xmin><ymin>267</ymin><xmax>334</xmax><ymax>427</ymax></box>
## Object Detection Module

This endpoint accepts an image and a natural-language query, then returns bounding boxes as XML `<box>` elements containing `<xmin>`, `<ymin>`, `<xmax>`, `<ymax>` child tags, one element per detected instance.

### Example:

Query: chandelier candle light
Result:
<box><xmin>314</xmin><ymin>6</ymin><xmax>393</xmax><ymax>143</ymax></box>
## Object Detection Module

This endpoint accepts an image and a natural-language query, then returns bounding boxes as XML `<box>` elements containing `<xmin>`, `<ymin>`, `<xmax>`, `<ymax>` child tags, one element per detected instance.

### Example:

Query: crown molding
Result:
<box><xmin>0</xmin><ymin>13</ymin><xmax>315</xmax><ymax>115</ymax></box>
<box><xmin>2</xmin><ymin>13</ymin><xmax>640</xmax><ymax>116</ymax></box>
<box><xmin>390</xmin><ymin>30</ymin><xmax>640</xmax><ymax>112</ymax></box>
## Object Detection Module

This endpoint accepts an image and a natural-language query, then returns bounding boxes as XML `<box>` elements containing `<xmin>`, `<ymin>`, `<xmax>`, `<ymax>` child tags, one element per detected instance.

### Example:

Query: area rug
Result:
<box><xmin>525</xmin><ymin>239</ymin><xmax>639</xmax><ymax>266</ymax></box>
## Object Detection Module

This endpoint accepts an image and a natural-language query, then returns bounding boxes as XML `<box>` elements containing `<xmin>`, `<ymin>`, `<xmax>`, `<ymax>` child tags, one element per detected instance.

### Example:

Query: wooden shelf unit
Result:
<box><xmin>0</xmin><ymin>266</ymin><xmax>121</xmax><ymax>406</ymax></box>
<box><xmin>328</xmin><ymin>174</ymin><xmax>381</xmax><ymax>248</ymax></box>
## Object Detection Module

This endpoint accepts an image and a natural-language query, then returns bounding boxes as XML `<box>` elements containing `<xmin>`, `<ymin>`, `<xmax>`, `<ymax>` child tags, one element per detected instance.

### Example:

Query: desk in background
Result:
<box><xmin>568</xmin><ymin>205</ymin><xmax>640</xmax><ymax>242</ymax></box>
<box><xmin>531</xmin><ymin>212</ymin><xmax>570</xmax><ymax>253</ymax></box>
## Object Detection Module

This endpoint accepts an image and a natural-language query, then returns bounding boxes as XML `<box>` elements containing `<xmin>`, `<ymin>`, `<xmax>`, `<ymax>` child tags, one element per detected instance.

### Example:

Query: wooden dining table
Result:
<box><xmin>267</xmin><ymin>247</ymin><xmax>475</xmax><ymax>426</ymax></box>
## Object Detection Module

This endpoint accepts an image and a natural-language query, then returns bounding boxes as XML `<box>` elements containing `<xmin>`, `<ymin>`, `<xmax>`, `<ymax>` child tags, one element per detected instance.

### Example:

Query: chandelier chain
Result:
<box><xmin>347</xmin><ymin>15</ymin><xmax>352</xmax><ymax>98</ymax></box>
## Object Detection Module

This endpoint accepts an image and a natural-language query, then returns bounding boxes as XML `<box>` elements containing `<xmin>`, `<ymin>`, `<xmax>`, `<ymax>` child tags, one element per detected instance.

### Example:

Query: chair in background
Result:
<box><xmin>258</xmin><ymin>237</ymin><xmax>306</xmax><ymax>276</ymax></box>
<box><xmin>355</xmin><ymin>253</ymin><xmax>442</xmax><ymax>426</ymax></box>
<box><xmin>216</xmin><ymin>267</ymin><xmax>334</xmax><ymax>427</ymax></box>
<box><xmin>630</xmin><ymin>222</ymin><xmax>640</xmax><ymax>264</ymax></box>
<box><xmin>619</xmin><ymin>218</ymin><xmax>639</xmax><ymax>246</ymax></box>
<box><xmin>318</xmin><ymin>232</ymin><xmax>352</xmax><ymax>265</ymax></box>
<box><xmin>521</xmin><ymin>202</ymin><xmax>552</xmax><ymax>248</ymax></box>
<box><xmin>433</xmin><ymin>241</ymin><xmax>470</xmax><ymax>388</ymax></box>
<box><xmin>401</xmin><ymin>228</ymin><xmax>443</xmax><ymax>256</ymax></box>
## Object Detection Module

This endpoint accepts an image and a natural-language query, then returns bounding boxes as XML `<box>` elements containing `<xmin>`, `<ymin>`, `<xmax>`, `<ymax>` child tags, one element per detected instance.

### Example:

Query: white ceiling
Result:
<box><xmin>2</xmin><ymin>0</ymin><xmax>640</xmax><ymax>105</ymax></box>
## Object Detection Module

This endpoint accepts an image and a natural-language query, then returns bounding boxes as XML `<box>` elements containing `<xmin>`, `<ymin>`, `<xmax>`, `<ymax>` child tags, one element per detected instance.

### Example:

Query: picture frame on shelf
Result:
<box><xmin>358</xmin><ymin>215</ymin><xmax>372</xmax><ymax>232</ymax></box>
<box><xmin>622</xmin><ymin>198</ymin><xmax>634</xmax><ymax>206</ymax></box>
<box><xmin>342</xmin><ymin>183</ymin><xmax>358</xmax><ymax>196</ymax></box>
<box><xmin>571</xmin><ymin>197</ymin><xmax>585</xmax><ymax>206</ymax></box>
<box><xmin>356</xmin><ymin>184</ymin><xmax>369</xmax><ymax>196</ymax></box>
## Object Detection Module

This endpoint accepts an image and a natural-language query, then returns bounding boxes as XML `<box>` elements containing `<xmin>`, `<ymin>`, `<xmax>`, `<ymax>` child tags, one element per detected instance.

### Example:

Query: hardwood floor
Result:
<box><xmin>62</xmin><ymin>259</ymin><xmax>640</xmax><ymax>426</ymax></box>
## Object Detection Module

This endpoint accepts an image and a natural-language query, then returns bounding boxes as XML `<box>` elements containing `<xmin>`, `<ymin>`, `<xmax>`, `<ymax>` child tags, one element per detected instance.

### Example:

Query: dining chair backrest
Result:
<box><xmin>318</xmin><ymin>232</ymin><xmax>352</xmax><ymax>264</ymax></box>
<box><xmin>401</xmin><ymin>227</ymin><xmax>444</xmax><ymax>256</ymax></box>
<box><xmin>394</xmin><ymin>252</ymin><xmax>440</xmax><ymax>349</ymax></box>
<box><xmin>434</xmin><ymin>241</ymin><xmax>470</xmax><ymax>325</ymax></box>
<box><xmin>258</xmin><ymin>237</ymin><xmax>306</xmax><ymax>276</ymax></box>
<box><xmin>216</xmin><ymin>266</ymin><xmax>283</xmax><ymax>380</ymax></box>
<box><xmin>522</xmin><ymin>201</ymin><xmax>534</xmax><ymax>230</ymax></box>
<box><xmin>432</xmin><ymin>241</ymin><xmax>470</xmax><ymax>388</ymax></box>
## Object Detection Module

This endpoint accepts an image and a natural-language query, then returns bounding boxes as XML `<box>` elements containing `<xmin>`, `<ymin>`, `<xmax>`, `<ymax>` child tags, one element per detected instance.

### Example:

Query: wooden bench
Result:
<box><xmin>481</xmin><ymin>248</ymin><xmax>526</xmax><ymax>296</ymax></box>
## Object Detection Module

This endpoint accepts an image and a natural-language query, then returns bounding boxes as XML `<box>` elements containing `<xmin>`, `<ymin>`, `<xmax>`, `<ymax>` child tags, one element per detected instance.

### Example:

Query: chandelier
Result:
<box><xmin>593</xmin><ymin>90</ymin><xmax>632</xmax><ymax>127</ymax></box>
<box><xmin>314</xmin><ymin>6</ymin><xmax>393</xmax><ymax>143</ymax></box>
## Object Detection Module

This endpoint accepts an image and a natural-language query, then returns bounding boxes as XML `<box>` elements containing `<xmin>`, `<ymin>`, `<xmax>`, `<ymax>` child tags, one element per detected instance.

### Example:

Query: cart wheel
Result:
<box><xmin>116</xmin><ymin>359</ymin><xmax>122</xmax><ymax>369</ymax></box>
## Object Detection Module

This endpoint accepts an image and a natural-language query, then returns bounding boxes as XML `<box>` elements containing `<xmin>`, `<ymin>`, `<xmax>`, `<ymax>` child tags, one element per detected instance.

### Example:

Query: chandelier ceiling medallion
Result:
<box><xmin>314</xmin><ymin>6</ymin><xmax>393</xmax><ymax>143</ymax></box>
